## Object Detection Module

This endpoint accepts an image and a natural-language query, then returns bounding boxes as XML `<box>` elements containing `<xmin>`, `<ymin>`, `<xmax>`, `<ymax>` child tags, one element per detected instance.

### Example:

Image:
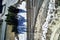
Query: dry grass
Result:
<box><xmin>5</xmin><ymin>25</ymin><xmax>15</xmax><ymax>40</ymax></box>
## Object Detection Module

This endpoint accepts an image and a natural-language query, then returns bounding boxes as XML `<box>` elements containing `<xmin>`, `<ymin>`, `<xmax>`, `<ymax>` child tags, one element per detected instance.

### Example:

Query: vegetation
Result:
<box><xmin>5</xmin><ymin>6</ymin><xmax>19</xmax><ymax>25</ymax></box>
<box><xmin>8</xmin><ymin>6</ymin><xmax>19</xmax><ymax>13</ymax></box>
<box><xmin>55</xmin><ymin>0</ymin><xmax>60</xmax><ymax>7</ymax></box>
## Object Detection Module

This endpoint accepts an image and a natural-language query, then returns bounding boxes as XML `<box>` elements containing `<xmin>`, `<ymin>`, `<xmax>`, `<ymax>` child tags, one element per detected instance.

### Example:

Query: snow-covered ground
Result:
<box><xmin>16</xmin><ymin>1</ymin><xmax>27</xmax><ymax>40</ymax></box>
<box><xmin>42</xmin><ymin>0</ymin><xmax>55</xmax><ymax>40</ymax></box>
<box><xmin>15</xmin><ymin>32</ymin><xmax>27</xmax><ymax>40</ymax></box>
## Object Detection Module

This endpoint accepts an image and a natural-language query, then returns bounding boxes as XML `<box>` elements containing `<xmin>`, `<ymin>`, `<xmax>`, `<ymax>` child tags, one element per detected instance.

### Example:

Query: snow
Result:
<box><xmin>17</xmin><ymin>1</ymin><xmax>26</xmax><ymax>11</ymax></box>
<box><xmin>18</xmin><ymin>32</ymin><xmax>27</xmax><ymax>40</ymax></box>
<box><xmin>42</xmin><ymin>0</ymin><xmax>55</xmax><ymax>40</ymax></box>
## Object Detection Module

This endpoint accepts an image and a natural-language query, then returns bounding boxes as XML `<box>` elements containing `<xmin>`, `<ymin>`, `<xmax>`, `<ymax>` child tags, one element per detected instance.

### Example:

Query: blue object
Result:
<box><xmin>18</xmin><ymin>15</ymin><xmax>26</xmax><ymax>26</ymax></box>
<box><xmin>17</xmin><ymin>8</ymin><xmax>27</xmax><ymax>34</ymax></box>
<box><xmin>17</xmin><ymin>15</ymin><xmax>27</xmax><ymax>34</ymax></box>
<box><xmin>17</xmin><ymin>26</ymin><xmax>27</xmax><ymax>34</ymax></box>
<box><xmin>19</xmin><ymin>9</ymin><xmax>26</xmax><ymax>13</ymax></box>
